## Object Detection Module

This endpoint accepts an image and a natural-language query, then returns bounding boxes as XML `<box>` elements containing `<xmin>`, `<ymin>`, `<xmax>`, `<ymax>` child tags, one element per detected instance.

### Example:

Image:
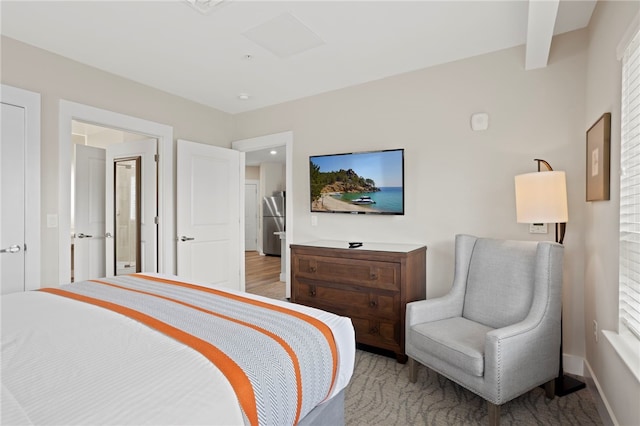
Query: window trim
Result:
<box><xmin>604</xmin><ymin>10</ymin><xmax>640</xmax><ymax>382</ymax></box>
<box><xmin>618</xmin><ymin>18</ymin><xmax>640</xmax><ymax>341</ymax></box>
<box><xmin>602</xmin><ymin>329</ymin><xmax>640</xmax><ymax>382</ymax></box>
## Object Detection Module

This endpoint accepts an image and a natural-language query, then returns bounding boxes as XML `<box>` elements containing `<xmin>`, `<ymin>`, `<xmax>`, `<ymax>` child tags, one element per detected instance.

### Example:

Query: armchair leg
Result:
<box><xmin>487</xmin><ymin>401</ymin><xmax>500</xmax><ymax>426</ymax></box>
<box><xmin>544</xmin><ymin>379</ymin><xmax>555</xmax><ymax>400</ymax></box>
<box><xmin>408</xmin><ymin>357</ymin><xmax>418</xmax><ymax>383</ymax></box>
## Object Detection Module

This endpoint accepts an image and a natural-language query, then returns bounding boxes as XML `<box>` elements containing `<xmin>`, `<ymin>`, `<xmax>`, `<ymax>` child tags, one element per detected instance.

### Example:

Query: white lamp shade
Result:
<box><xmin>515</xmin><ymin>171</ymin><xmax>568</xmax><ymax>223</ymax></box>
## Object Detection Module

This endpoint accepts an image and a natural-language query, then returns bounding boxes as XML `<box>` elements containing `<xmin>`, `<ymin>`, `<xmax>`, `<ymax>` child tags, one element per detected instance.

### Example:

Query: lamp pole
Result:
<box><xmin>529</xmin><ymin>159</ymin><xmax>584</xmax><ymax>396</ymax></box>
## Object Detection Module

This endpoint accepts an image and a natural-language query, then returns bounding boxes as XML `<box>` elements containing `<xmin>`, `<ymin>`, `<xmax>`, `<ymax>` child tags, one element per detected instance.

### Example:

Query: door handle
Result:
<box><xmin>180</xmin><ymin>236</ymin><xmax>195</xmax><ymax>242</ymax></box>
<box><xmin>0</xmin><ymin>244</ymin><xmax>21</xmax><ymax>254</ymax></box>
<box><xmin>77</xmin><ymin>233</ymin><xmax>93</xmax><ymax>238</ymax></box>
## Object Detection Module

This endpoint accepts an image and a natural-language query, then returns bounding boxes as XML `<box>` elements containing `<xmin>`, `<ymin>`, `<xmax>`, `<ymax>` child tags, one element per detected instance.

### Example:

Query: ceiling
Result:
<box><xmin>1</xmin><ymin>1</ymin><xmax>596</xmax><ymax>115</ymax></box>
<box><xmin>244</xmin><ymin>146</ymin><xmax>286</xmax><ymax>166</ymax></box>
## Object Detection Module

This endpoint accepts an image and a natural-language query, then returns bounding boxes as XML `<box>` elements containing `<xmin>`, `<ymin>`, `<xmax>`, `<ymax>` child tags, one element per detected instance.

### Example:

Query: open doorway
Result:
<box><xmin>70</xmin><ymin>121</ymin><xmax>158</xmax><ymax>282</ymax></box>
<box><xmin>58</xmin><ymin>100</ymin><xmax>174</xmax><ymax>285</ymax></box>
<box><xmin>244</xmin><ymin>147</ymin><xmax>285</xmax><ymax>300</ymax></box>
<box><xmin>233</xmin><ymin>131</ymin><xmax>293</xmax><ymax>299</ymax></box>
<box><xmin>244</xmin><ymin>147</ymin><xmax>286</xmax><ymax>257</ymax></box>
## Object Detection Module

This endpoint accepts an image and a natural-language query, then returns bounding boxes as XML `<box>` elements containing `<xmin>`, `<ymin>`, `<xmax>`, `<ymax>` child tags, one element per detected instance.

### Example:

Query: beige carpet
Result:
<box><xmin>344</xmin><ymin>350</ymin><xmax>602</xmax><ymax>425</ymax></box>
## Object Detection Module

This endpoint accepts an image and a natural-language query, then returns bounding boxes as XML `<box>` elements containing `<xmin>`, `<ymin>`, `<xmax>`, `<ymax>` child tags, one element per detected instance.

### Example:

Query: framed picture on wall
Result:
<box><xmin>586</xmin><ymin>112</ymin><xmax>611</xmax><ymax>202</ymax></box>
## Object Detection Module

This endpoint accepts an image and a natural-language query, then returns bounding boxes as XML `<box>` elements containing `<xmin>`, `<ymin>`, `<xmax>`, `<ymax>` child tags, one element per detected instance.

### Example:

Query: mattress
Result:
<box><xmin>1</xmin><ymin>273</ymin><xmax>355</xmax><ymax>425</ymax></box>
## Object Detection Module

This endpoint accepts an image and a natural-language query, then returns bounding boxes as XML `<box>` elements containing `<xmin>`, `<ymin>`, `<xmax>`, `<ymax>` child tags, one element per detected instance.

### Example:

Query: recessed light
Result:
<box><xmin>238</xmin><ymin>93</ymin><xmax>250</xmax><ymax>100</ymax></box>
<box><xmin>270</xmin><ymin>150</ymin><xmax>277</xmax><ymax>155</ymax></box>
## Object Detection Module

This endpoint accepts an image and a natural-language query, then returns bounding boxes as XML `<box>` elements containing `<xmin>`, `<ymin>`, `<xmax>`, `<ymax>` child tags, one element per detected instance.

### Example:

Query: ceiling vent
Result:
<box><xmin>243</xmin><ymin>13</ymin><xmax>325</xmax><ymax>58</ymax></box>
<box><xmin>184</xmin><ymin>0</ymin><xmax>230</xmax><ymax>15</ymax></box>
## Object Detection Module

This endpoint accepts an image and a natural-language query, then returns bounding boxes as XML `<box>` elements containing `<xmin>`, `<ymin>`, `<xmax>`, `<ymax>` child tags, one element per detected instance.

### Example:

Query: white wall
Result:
<box><xmin>261</xmin><ymin>162</ymin><xmax>285</xmax><ymax>197</ymax></box>
<box><xmin>245</xmin><ymin>166</ymin><xmax>260</xmax><ymax>180</ymax></box>
<box><xmin>1</xmin><ymin>36</ymin><xmax>234</xmax><ymax>286</ymax></box>
<box><xmin>233</xmin><ymin>30</ymin><xmax>589</xmax><ymax>362</ymax></box>
<box><xmin>584</xmin><ymin>2</ymin><xmax>640</xmax><ymax>425</ymax></box>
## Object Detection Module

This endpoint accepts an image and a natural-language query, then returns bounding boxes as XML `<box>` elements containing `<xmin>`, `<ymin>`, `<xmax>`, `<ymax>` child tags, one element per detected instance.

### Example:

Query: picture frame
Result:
<box><xmin>586</xmin><ymin>112</ymin><xmax>611</xmax><ymax>201</ymax></box>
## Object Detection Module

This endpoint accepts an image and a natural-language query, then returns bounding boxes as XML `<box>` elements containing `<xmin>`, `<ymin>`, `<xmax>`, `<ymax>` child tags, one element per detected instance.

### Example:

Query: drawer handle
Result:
<box><xmin>369</xmin><ymin>327</ymin><xmax>379</xmax><ymax>335</ymax></box>
<box><xmin>369</xmin><ymin>272</ymin><xmax>378</xmax><ymax>280</ymax></box>
<box><xmin>369</xmin><ymin>301</ymin><xmax>378</xmax><ymax>308</ymax></box>
<box><xmin>309</xmin><ymin>288</ymin><xmax>316</xmax><ymax>297</ymax></box>
<box><xmin>309</xmin><ymin>266</ymin><xmax>317</xmax><ymax>273</ymax></box>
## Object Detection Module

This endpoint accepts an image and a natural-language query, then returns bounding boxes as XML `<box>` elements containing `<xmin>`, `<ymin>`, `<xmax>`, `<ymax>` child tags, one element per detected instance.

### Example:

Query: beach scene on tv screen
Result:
<box><xmin>310</xmin><ymin>150</ymin><xmax>404</xmax><ymax>214</ymax></box>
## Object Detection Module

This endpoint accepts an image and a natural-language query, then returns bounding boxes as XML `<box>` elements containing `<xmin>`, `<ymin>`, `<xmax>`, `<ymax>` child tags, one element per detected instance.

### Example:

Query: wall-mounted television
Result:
<box><xmin>310</xmin><ymin>148</ymin><xmax>404</xmax><ymax>215</ymax></box>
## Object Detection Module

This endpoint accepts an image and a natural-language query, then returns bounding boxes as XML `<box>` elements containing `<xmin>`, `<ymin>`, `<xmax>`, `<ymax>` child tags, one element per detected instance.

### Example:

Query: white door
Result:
<box><xmin>1</xmin><ymin>102</ymin><xmax>26</xmax><ymax>294</ymax></box>
<box><xmin>74</xmin><ymin>145</ymin><xmax>106</xmax><ymax>282</ymax></box>
<box><xmin>0</xmin><ymin>85</ymin><xmax>39</xmax><ymax>293</ymax></box>
<box><xmin>105</xmin><ymin>139</ymin><xmax>157</xmax><ymax>277</ymax></box>
<box><xmin>244</xmin><ymin>182</ymin><xmax>258</xmax><ymax>251</ymax></box>
<box><xmin>176</xmin><ymin>140</ymin><xmax>244</xmax><ymax>291</ymax></box>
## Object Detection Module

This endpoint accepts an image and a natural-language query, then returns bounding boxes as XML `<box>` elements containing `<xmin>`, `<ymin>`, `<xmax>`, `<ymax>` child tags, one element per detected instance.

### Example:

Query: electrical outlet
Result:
<box><xmin>593</xmin><ymin>320</ymin><xmax>599</xmax><ymax>342</ymax></box>
<box><xmin>529</xmin><ymin>223</ymin><xmax>548</xmax><ymax>234</ymax></box>
<box><xmin>311</xmin><ymin>215</ymin><xmax>318</xmax><ymax>227</ymax></box>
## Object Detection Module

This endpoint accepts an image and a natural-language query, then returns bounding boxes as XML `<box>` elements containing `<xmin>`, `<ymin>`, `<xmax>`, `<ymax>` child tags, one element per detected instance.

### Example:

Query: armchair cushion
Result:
<box><xmin>463</xmin><ymin>239</ymin><xmax>537</xmax><ymax>329</ymax></box>
<box><xmin>410</xmin><ymin>317</ymin><xmax>494</xmax><ymax>377</ymax></box>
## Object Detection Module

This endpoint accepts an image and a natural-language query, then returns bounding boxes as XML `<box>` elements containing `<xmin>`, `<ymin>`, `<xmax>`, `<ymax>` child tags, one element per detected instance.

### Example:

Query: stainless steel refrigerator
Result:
<box><xmin>262</xmin><ymin>195</ymin><xmax>285</xmax><ymax>256</ymax></box>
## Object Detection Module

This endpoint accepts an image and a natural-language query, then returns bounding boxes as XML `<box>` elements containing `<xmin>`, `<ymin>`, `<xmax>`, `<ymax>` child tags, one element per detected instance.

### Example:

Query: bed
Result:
<box><xmin>1</xmin><ymin>273</ymin><xmax>355</xmax><ymax>425</ymax></box>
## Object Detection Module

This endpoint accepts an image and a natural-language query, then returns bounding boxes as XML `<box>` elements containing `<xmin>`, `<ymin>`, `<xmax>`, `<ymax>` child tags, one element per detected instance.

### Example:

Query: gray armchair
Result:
<box><xmin>406</xmin><ymin>234</ymin><xmax>563</xmax><ymax>425</ymax></box>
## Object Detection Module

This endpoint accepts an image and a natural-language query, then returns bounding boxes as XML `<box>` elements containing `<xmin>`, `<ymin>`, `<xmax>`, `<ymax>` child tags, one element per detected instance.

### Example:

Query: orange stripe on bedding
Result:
<box><xmin>39</xmin><ymin>287</ymin><xmax>259</xmax><ymax>426</ymax></box>
<box><xmin>89</xmin><ymin>279</ymin><xmax>304</xmax><ymax>424</ymax></box>
<box><xmin>134</xmin><ymin>274</ymin><xmax>339</xmax><ymax>397</ymax></box>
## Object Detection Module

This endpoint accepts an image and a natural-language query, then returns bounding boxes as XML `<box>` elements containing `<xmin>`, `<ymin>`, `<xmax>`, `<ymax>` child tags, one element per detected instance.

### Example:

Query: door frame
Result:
<box><xmin>232</xmin><ymin>131</ymin><xmax>293</xmax><ymax>297</ymax></box>
<box><xmin>105</xmin><ymin>139</ymin><xmax>158</xmax><ymax>277</ymax></box>
<box><xmin>58</xmin><ymin>100</ymin><xmax>174</xmax><ymax>285</ymax></box>
<box><xmin>1</xmin><ymin>85</ymin><xmax>40</xmax><ymax>291</ymax></box>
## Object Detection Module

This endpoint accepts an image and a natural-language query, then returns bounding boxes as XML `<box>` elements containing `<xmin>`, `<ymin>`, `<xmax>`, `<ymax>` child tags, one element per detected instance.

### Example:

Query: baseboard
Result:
<box><xmin>563</xmin><ymin>353</ymin><xmax>585</xmax><ymax>376</ymax></box>
<box><xmin>584</xmin><ymin>360</ymin><xmax>617</xmax><ymax>426</ymax></box>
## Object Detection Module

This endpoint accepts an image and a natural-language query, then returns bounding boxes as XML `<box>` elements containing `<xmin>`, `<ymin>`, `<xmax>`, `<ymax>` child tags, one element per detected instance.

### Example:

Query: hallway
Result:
<box><xmin>245</xmin><ymin>251</ymin><xmax>285</xmax><ymax>300</ymax></box>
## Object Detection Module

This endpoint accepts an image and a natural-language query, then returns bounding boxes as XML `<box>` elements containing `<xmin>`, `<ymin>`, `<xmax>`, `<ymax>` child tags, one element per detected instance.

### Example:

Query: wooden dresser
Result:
<box><xmin>290</xmin><ymin>241</ymin><xmax>426</xmax><ymax>363</ymax></box>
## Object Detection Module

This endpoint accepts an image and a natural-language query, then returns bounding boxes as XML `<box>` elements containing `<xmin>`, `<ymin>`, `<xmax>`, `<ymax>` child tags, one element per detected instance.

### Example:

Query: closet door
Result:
<box><xmin>0</xmin><ymin>102</ymin><xmax>26</xmax><ymax>294</ymax></box>
<box><xmin>0</xmin><ymin>85</ymin><xmax>40</xmax><ymax>294</ymax></box>
<box><xmin>73</xmin><ymin>144</ymin><xmax>106</xmax><ymax>282</ymax></box>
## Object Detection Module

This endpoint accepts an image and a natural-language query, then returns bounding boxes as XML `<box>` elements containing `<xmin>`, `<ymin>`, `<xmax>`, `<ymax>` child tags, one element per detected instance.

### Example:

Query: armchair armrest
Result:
<box><xmin>483</xmin><ymin>314</ymin><xmax>560</xmax><ymax>403</ymax></box>
<box><xmin>406</xmin><ymin>294</ymin><xmax>463</xmax><ymax>326</ymax></box>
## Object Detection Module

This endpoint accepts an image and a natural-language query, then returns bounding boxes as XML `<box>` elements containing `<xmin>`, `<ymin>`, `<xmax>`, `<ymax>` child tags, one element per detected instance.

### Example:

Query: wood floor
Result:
<box><xmin>245</xmin><ymin>251</ymin><xmax>286</xmax><ymax>300</ymax></box>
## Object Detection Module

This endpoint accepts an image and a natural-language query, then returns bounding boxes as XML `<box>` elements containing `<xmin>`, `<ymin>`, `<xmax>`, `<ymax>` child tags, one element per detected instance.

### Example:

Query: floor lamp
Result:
<box><xmin>514</xmin><ymin>159</ymin><xmax>585</xmax><ymax>397</ymax></box>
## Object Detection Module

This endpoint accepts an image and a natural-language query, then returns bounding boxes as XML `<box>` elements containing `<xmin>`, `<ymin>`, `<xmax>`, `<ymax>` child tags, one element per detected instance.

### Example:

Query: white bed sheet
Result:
<box><xmin>1</xmin><ymin>273</ymin><xmax>355</xmax><ymax>425</ymax></box>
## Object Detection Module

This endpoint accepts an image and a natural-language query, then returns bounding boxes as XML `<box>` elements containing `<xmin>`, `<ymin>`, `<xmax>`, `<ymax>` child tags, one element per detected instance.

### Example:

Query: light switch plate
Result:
<box><xmin>529</xmin><ymin>223</ymin><xmax>547</xmax><ymax>234</ymax></box>
<box><xmin>47</xmin><ymin>214</ymin><xmax>58</xmax><ymax>228</ymax></box>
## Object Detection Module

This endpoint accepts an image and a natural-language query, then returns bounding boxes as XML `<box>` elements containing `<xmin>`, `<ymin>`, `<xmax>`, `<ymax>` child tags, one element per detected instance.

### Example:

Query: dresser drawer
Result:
<box><xmin>293</xmin><ymin>255</ymin><xmax>400</xmax><ymax>291</ymax></box>
<box><xmin>290</xmin><ymin>242</ymin><xmax>426</xmax><ymax>363</ymax></box>
<box><xmin>351</xmin><ymin>317</ymin><xmax>400</xmax><ymax>349</ymax></box>
<box><xmin>294</xmin><ymin>281</ymin><xmax>398</xmax><ymax>320</ymax></box>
